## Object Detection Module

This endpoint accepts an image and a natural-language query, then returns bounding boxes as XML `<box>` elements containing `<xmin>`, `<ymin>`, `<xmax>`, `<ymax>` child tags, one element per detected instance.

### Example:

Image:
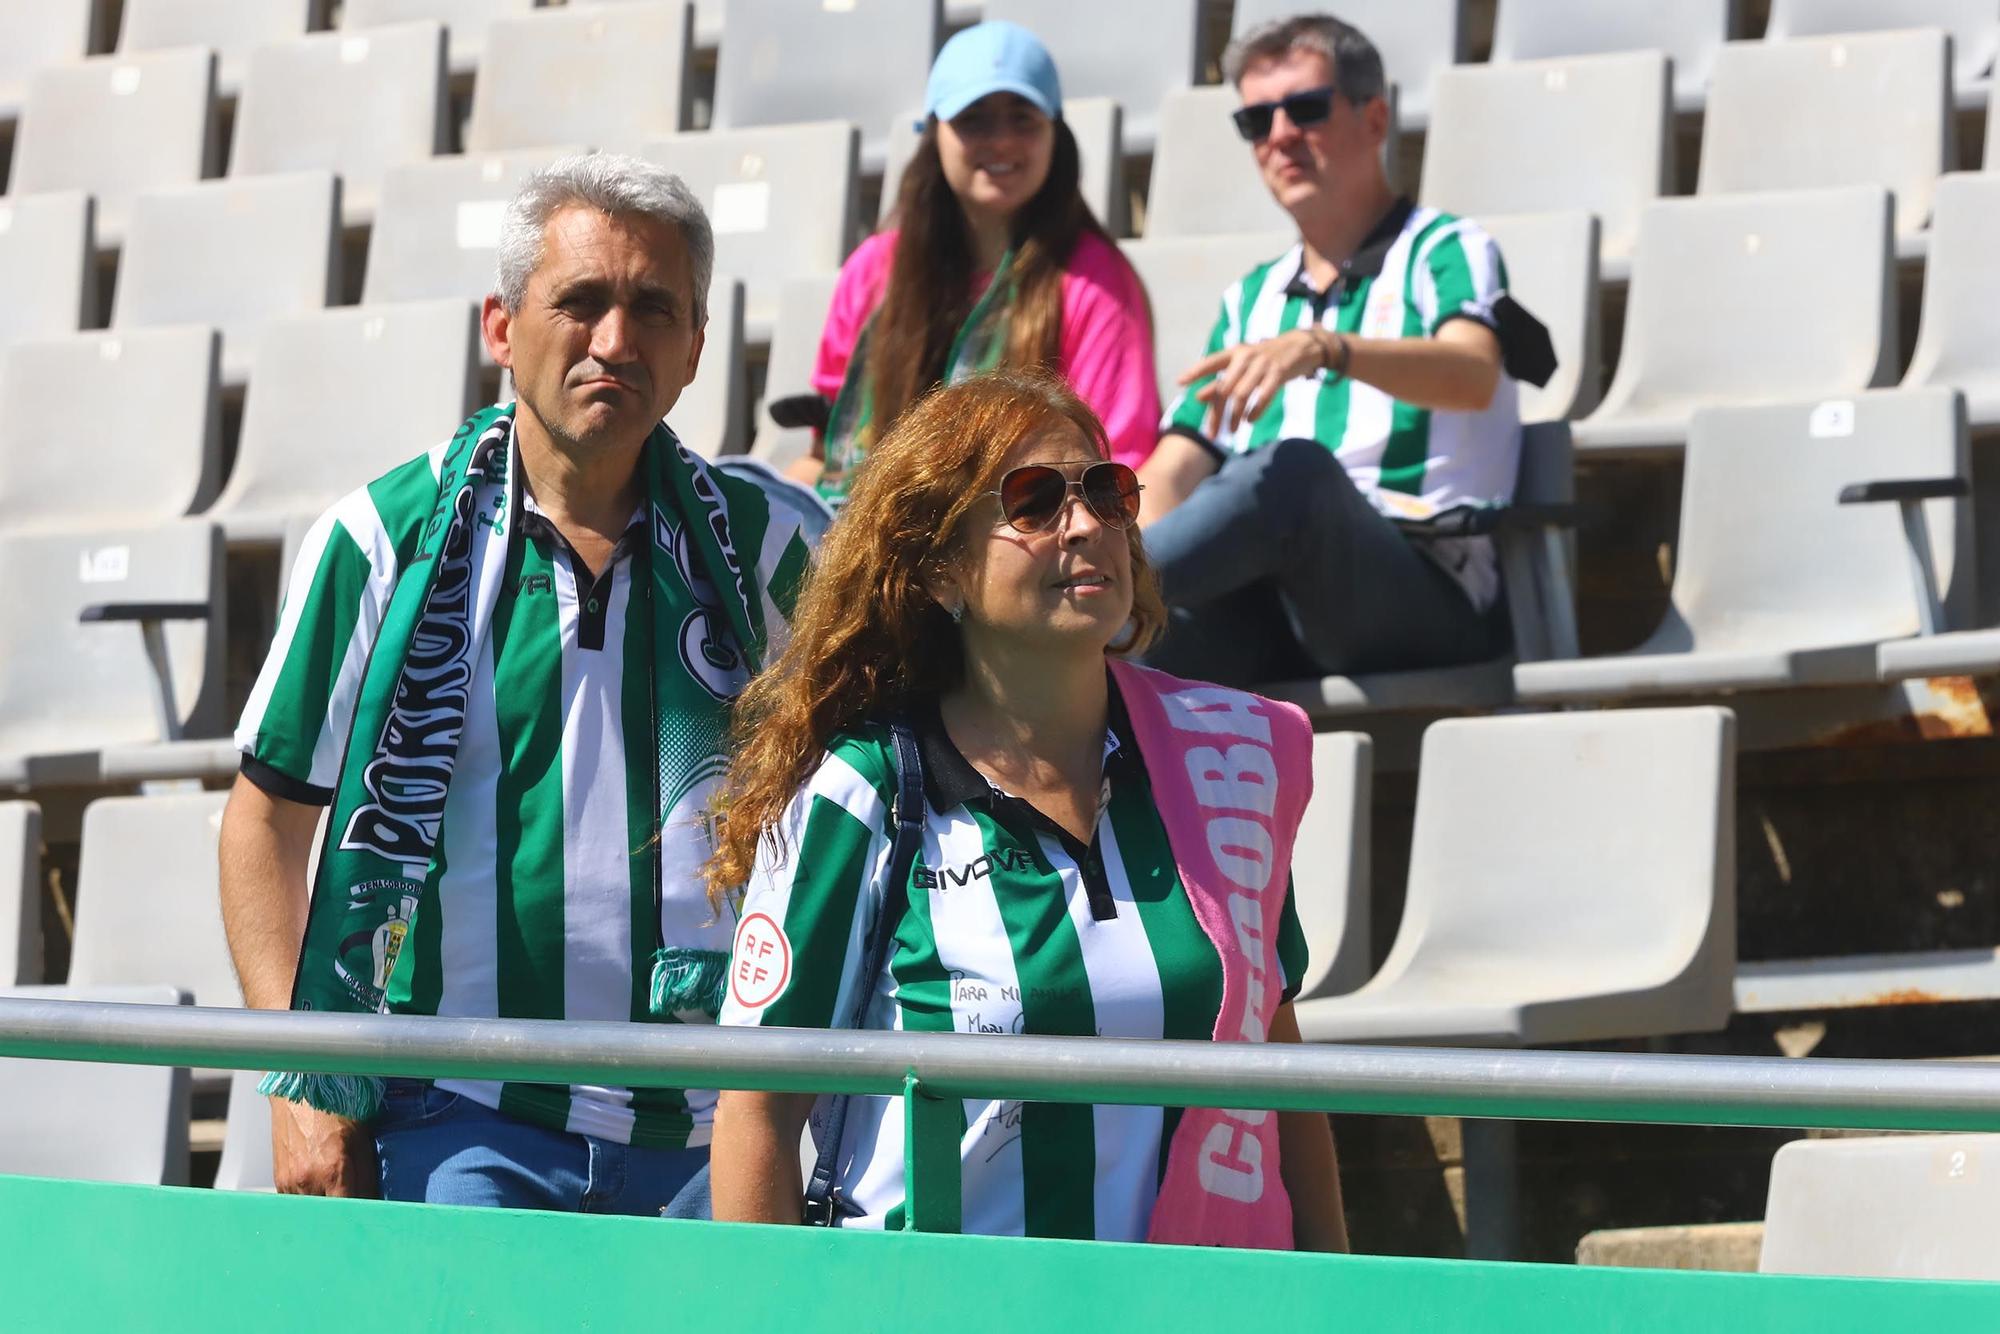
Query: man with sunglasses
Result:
<box><xmin>1135</xmin><ymin>13</ymin><xmax>1530</xmax><ymax>687</ymax></box>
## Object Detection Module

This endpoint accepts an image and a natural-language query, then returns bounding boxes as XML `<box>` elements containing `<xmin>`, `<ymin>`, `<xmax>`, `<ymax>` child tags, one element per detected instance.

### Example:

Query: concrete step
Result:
<box><xmin>1575</xmin><ymin>1221</ymin><xmax>1764</xmax><ymax>1272</ymax></box>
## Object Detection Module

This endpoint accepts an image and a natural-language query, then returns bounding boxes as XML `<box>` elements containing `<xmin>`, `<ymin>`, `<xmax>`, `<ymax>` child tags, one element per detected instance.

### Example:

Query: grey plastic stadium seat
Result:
<box><xmin>117</xmin><ymin>0</ymin><xmax>317</xmax><ymax>98</ymax></box>
<box><xmin>1518</xmin><ymin>388</ymin><xmax>1968</xmax><ymax>704</ymax></box>
<box><xmin>639</xmin><ymin>122</ymin><xmax>858</xmax><ymax>341</ymax></box>
<box><xmin>465</xmin><ymin>3</ymin><xmax>691</xmax><ymax>153</ymax></box>
<box><xmin>1289</xmin><ymin>733</ymin><xmax>1371</xmax><ymax>1003</ymax></box>
<box><xmin>214</xmin><ymin>1069</ymin><xmax>275</xmax><ymax>1192</ymax></box>
<box><xmin>1119</xmin><ymin>230</ymin><xmax>1295</xmax><ymax>401</ymax></box>
<box><xmin>7</xmin><ymin>47</ymin><xmax>218</xmax><ymax>250</ymax></box>
<box><xmin>111</xmin><ymin>171</ymin><xmax>341</xmax><ymax>389</ymax></box>
<box><xmin>341</xmin><ymin>0</ymin><xmax>537</xmax><ymax>80</ymax></box>
<box><xmin>1480</xmin><ymin>211</ymin><xmax>1600</xmax><ymax>423</ymax></box>
<box><xmin>712</xmin><ymin>0</ymin><xmax>939</xmax><ymax>173</ymax></box>
<box><xmin>1761</xmin><ymin>1134</ymin><xmax>2000</xmax><ymax>1280</ymax></box>
<box><xmin>1232</xmin><ymin>0</ymin><xmax>1461</xmax><ymax>129</ymax></box>
<box><xmin>0</xmin><ymin>193</ymin><xmax>96</xmax><ymax>349</ymax></box>
<box><xmin>229</xmin><ymin>21</ymin><xmax>448</xmax><ymax>229</ymax></box>
<box><xmin>752</xmin><ymin>273</ymin><xmax>837</xmax><ymax>469</ymax></box>
<box><xmin>1295</xmin><ymin>707</ymin><xmax>1736</xmax><ymax>1046</ymax></box>
<box><xmin>0</xmin><ymin>521</ymin><xmax>224</xmax><ymax>789</ymax></box>
<box><xmin>0</xmin><ymin>803</ymin><xmax>40</xmax><ymax>986</ymax></box>
<box><xmin>670</xmin><ymin>277</ymin><xmax>746</xmax><ymax>459</ymax></box>
<box><xmin>1145</xmin><ymin>87</ymin><xmax>1294</xmax><ymax>238</ymax></box>
<box><xmin>1699</xmin><ymin>30</ymin><xmax>1951</xmax><ymax>254</ymax></box>
<box><xmin>1420</xmin><ymin>52</ymin><xmax>1670</xmax><ymax>270</ymax></box>
<box><xmin>0</xmin><ymin>984</ymin><xmax>191</xmax><ymax>1185</ymax></box>
<box><xmin>361</xmin><ymin>146</ymin><xmax>584</xmax><ymax>312</ymax></box>
<box><xmin>0</xmin><ymin>327</ymin><xmax>222</xmax><ymax>534</ymax></box>
<box><xmin>1901</xmin><ymin>173</ymin><xmax>2000</xmax><ymax>428</ymax></box>
<box><xmin>1571</xmin><ymin>187</ymin><xmax>1895</xmax><ymax>457</ymax></box>
<box><xmin>1766</xmin><ymin>0</ymin><xmax>1996</xmax><ymax>107</ymax></box>
<box><xmin>880</xmin><ymin>97</ymin><xmax>1125</xmax><ymax>235</ymax></box>
<box><xmin>1488</xmin><ymin>0</ymin><xmax>1734</xmax><ymax>113</ymax></box>
<box><xmin>983</xmin><ymin>0</ymin><xmax>1196</xmax><ymax>154</ymax></box>
<box><xmin>69</xmin><ymin>792</ymin><xmax>240</xmax><ymax>1013</ymax></box>
<box><xmin>208</xmin><ymin>300</ymin><xmax>479</xmax><ymax>543</ymax></box>
<box><xmin>0</xmin><ymin>0</ymin><xmax>101</xmax><ymax>126</ymax></box>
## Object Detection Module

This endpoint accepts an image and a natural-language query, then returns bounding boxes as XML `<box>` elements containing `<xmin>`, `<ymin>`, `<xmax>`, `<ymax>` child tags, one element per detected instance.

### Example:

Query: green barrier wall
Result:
<box><xmin>3</xmin><ymin>1173</ymin><xmax>1994</xmax><ymax>1333</ymax></box>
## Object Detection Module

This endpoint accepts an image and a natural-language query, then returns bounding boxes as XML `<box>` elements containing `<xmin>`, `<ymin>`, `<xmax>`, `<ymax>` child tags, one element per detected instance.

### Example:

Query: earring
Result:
<box><xmin>948</xmin><ymin>602</ymin><xmax>965</xmax><ymax>624</ymax></box>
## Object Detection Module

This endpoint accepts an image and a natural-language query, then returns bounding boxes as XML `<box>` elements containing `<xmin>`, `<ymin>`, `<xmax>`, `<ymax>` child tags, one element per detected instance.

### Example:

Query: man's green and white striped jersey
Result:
<box><xmin>1162</xmin><ymin>199</ymin><xmax>1522</xmax><ymax>608</ymax></box>
<box><xmin>237</xmin><ymin>438</ymin><xmax>811</xmax><ymax>1148</ymax></box>
<box><xmin>718</xmin><ymin>686</ymin><xmax>1308</xmax><ymax>1240</ymax></box>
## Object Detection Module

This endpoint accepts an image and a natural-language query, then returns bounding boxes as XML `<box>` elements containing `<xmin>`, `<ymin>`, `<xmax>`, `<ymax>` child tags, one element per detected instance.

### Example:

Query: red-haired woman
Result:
<box><xmin>785</xmin><ymin>21</ymin><xmax>1159</xmax><ymax>503</ymax></box>
<box><xmin>707</xmin><ymin>370</ymin><xmax>1344</xmax><ymax>1249</ymax></box>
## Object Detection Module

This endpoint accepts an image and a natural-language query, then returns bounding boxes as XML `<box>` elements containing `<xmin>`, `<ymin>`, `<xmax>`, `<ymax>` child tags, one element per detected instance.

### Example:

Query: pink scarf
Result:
<box><xmin>1107</xmin><ymin>659</ymin><xmax>1314</xmax><ymax>1251</ymax></box>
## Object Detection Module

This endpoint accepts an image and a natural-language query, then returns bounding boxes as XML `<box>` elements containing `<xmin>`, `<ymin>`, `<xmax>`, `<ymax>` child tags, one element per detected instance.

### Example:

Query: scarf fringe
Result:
<box><xmin>257</xmin><ymin>1071</ymin><xmax>385</xmax><ymax>1122</ymax></box>
<box><xmin>649</xmin><ymin>947</ymin><xmax>730</xmax><ymax>1020</ymax></box>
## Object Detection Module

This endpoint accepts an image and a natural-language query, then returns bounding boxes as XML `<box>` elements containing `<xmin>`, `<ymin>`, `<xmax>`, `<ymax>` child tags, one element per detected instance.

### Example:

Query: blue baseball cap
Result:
<box><xmin>925</xmin><ymin>20</ymin><xmax>1063</xmax><ymax>123</ymax></box>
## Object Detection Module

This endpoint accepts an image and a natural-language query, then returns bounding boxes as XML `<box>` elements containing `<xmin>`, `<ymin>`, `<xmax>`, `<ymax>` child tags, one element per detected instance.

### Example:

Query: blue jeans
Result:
<box><xmin>1141</xmin><ymin>438</ymin><xmax>1498</xmax><ymax>685</ymax></box>
<box><xmin>373</xmin><ymin>1079</ymin><xmax>710</xmax><ymax>1216</ymax></box>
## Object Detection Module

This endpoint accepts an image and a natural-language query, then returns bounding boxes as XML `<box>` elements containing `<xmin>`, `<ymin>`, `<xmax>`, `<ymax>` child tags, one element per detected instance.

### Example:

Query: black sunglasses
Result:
<box><xmin>990</xmin><ymin>462</ymin><xmax>1143</xmax><ymax>534</ymax></box>
<box><xmin>1231</xmin><ymin>84</ymin><xmax>1339</xmax><ymax>142</ymax></box>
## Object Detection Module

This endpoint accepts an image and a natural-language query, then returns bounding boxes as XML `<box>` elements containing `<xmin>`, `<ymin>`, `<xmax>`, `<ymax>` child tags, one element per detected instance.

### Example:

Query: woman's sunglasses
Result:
<box><xmin>1230</xmin><ymin>84</ymin><xmax>1339</xmax><ymax>142</ymax></box>
<box><xmin>991</xmin><ymin>461</ymin><xmax>1144</xmax><ymax>534</ymax></box>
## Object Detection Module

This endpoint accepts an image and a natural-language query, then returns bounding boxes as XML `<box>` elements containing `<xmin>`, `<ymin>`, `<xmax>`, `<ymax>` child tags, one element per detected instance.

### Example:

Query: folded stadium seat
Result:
<box><xmin>711</xmin><ymin>0</ymin><xmax>939</xmax><ymax>175</ymax></box>
<box><xmin>1700</xmin><ymin>30</ymin><xmax>1952</xmax><ymax>261</ymax></box>
<box><xmin>1765</xmin><ymin>0</ymin><xmax>1996</xmax><ymax>112</ymax></box>
<box><xmin>1144</xmin><ymin>85</ymin><xmax>1399</xmax><ymax>238</ymax></box>
<box><xmin>1516</xmin><ymin>388</ymin><xmax>1969</xmax><ymax>705</ymax></box>
<box><xmin>669</xmin><ymin>277</ymin><xmax>746</xmax><ymax>458</ymax></box>
<box><xmin>228</xmin><ymin>21</ymin><xmax>449</xmax><ymax>230</ymax></box>
<box><xmin>0</xmin><ymin>984</ymin><xmax>192</xmax><ymax>1185</ymax></box>
<box><xmin>6</xmin><ymin>46</ymin><xmax>218</xmax><ymax>251</ymax></box>
<box><xmin>0</xmin><ymin>520</ymin><xmax>224</xmax><ymax>790</ymax></box>
<box><xmin>880</xmin><ymin>96</ymin><xmax>1125</xmax><ymax>235</ymax></box>
<box><xmin>214</xmin><ymin>1069</ymin><xmax>274</xmax><ymax>1192</ymax></box>
<box><xmin>0</xmin><ymin>802</ymin><xmax>41</xmax><ymax>986</ymax></box>
<box><xmin>1761</xmin><ymin>1135</ymin><xmax>2000</xmax><ymax>1280</ymax></box>
<box><xmin>340</xmin><ymin>0</ymin><xmax>537</xmax><ymax>82</ymax></box>
<box><xmin>0</xmin><ymin>193</ymin><xmax>96</xmax><ymax>349</ymax></box>
<box><xmin>110</xmin><ymin>171</ymin><xmax>341</xmax><ymax>390</ymax></box>
<box><xmin>1487</xmin><ymin>0</ymin><xmax>1734</xmax><ymax>115</ymax></box>
<box><xmin>1568</xmin><ymin>186</ymin><xmax>1895</xmax><ymax>458</ymax></box>
<box><xmin>1289</xmin><ymin>733</ymin><xmax>1373</xmax><ymax>1003</ymax></box>
<box><xmin>0</xmin><ymin>327</ymin><xmax>222</xmax><ymax>534</ymax></box>
<box><xmin>0</xmin><ymin>0</ymin><xmax>101</xmax><ymax>129</ymax></box>
<box><xmin>750</xmin><ymin>273</ymin><xmax>838</xmax><ymax>470</ymax></box>
<box><xmin>200</xmin><ymin>300</ymin><xmax>479</xmax><ymax>546</ymax></box>
<box><xmin>116</xmin><ymin>0</ymin><xmax>319</xmax><ymax>101</ymax></box>
<box><xmin>1901</xmin><ymin>173</ymin><xmax>2000</xmax><ymax>429</ymax></box>
<box><xmin>637</xmin><ymin>122</ymin><xmax>858</xmax><ymax>342</ymax></box>
<box><xmin>982</xmin><ymin>0</ymin><xmax>1196</xmax><ymax>156</ymax></box>
<box><xmin>464</xmin><ymin>3</ymin><xmax>691</xmax><ymax>154</ymax></box>
<box><xmin>1420</xmin><ymin>52</ymin><xmax>1671</xmax><ymax>276</ymax></box>
<box><xmin>1232</xmin><ymin>0</ymin><xmax>1460</xmax><ymax>131</ymax></box>
<box><xmin>1293</xmin><ymin>706</ymin><xmax>1737</xmax><ymax>1046</ymax></box>
<box><xmin>1479</xmin><ymin>211</ymin><xmax>1601</xmax><ymax>424</ymax></box>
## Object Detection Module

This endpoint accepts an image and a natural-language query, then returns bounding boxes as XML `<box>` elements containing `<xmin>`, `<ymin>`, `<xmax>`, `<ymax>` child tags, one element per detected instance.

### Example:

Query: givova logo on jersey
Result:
<box><xmin>914</xmin><ymin>848</ymin><xmax>1035</xmax><ymax>891</ymax></box>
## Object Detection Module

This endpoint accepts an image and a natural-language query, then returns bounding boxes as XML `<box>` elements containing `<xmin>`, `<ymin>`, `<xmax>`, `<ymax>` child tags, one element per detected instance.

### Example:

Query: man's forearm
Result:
<box><xmin>218</xmin><ymin>774</ymin><xmax>318</xmax><ymax>1011</ymax></box>
<box><xmin>1344</xmin><ymin>327</ymin><xmax>1502</xmax><ymax>414</ymax></box>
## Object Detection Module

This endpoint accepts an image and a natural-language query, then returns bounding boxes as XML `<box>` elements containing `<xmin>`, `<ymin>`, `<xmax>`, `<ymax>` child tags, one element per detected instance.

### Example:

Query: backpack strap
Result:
<box><xmin>802</xmin><ymin>718</ymin><xmax>923</xmax><ymax>1225</ymax></box>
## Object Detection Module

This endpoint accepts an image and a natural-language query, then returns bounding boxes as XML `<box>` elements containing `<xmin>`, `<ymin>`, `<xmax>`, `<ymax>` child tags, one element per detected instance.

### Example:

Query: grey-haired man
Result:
<box><xmin>219</xmin><ymin>153</ymin><xmax>812</xmax><ymax>1211</ymax></box>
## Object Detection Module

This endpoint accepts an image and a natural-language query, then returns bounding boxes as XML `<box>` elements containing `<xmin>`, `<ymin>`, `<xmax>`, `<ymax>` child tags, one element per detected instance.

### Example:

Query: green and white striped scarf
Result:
<box><xmin>263</xmin><ymin>403</ymin><xmax>776</xmax><ymax>1121</ymax></box>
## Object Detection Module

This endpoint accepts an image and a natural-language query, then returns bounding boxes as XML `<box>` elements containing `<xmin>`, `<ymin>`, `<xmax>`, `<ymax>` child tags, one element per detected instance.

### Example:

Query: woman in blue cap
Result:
<box><xmin>788</xmin><ymin>19</ymin><xmax>1160</xmax><ymax>504</ymax></box>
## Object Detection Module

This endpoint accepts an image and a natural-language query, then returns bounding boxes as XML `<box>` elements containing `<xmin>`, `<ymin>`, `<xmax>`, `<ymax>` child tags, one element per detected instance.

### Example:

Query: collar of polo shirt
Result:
<box><xmin>1283</xmin><ymin>194</ymin><xmax>1417</xmax><ymax>300</ymax></box>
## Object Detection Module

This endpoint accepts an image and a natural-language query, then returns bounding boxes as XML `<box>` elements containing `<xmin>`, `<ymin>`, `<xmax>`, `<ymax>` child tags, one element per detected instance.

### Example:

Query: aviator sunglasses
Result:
<box><xmin>1230</xmin><ymin>84</ymin><xmax>1339</xmax><ymax>142</ymax></box>
<box><xmin>991</xmin><ymin>461</ymin><xmax>1144</xmax><ymax>534</ymax></box>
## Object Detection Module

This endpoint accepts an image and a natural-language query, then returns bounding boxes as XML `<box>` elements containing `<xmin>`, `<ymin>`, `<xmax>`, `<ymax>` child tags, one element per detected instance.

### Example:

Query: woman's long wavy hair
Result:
<box><xmin>705</xmin><ymin>369</ymin><xmax>1166</xmax><ymax>906</ymax></box>
<box><xmin>861</xmin><ymin>113</ymin><xmax>1115</xmax><ymax>439</ymax></box>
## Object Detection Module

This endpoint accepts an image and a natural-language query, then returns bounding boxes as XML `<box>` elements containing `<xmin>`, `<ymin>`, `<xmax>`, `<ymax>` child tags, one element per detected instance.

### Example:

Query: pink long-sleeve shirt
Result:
<box><xmin>811</xmin><ymin>229</ymin><xmax>1161</xmax><ymax>469</ymax></box>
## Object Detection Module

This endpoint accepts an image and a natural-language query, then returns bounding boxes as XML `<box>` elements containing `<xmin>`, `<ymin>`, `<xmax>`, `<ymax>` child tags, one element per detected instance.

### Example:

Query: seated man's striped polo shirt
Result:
<box><xmin>1162</xmin><ymin>197</ymin><xmax>1523</xmax><ymax>609</ymax></box>
<box><xmin>719</xmin><ymin>677</ymin><xmax>1309</xmax><ymax>1240</ymax></box>
<box><xmin>236</xmin><ymin>439</ymin><xmax>811</xmax><ymax>1149</ymax></box>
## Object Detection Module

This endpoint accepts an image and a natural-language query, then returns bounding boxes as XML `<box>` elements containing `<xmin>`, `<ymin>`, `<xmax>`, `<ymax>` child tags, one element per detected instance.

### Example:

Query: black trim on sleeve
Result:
<box><xmin>241</xmin><ymin>754</ymin><xmax>333</xmax><ymax>807</ymax></box>
<box><xmin>1161</xmin><ymin>424</ymin><xmax>1228</xmax><ymax>467</ymax></box>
